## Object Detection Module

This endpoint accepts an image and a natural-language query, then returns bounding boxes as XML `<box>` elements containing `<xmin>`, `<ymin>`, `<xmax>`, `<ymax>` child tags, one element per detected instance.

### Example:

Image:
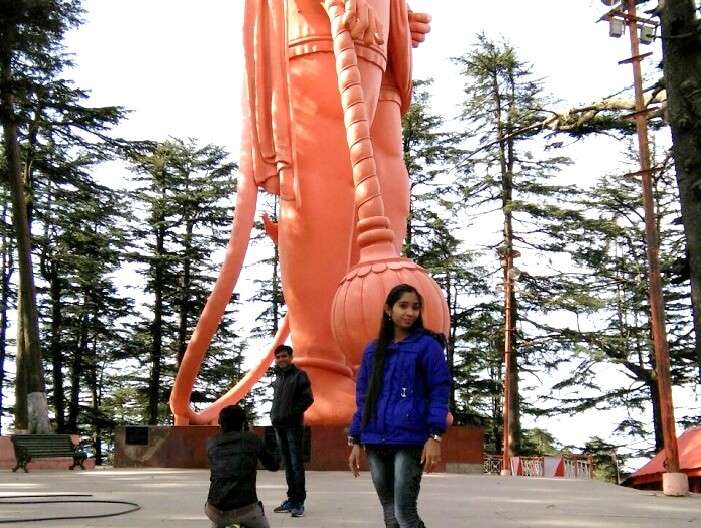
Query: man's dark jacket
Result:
<box><xmin>206</xmin><ymin>430</ymin><xmax>279</xmax><ymax>510</ymax></box>
<box><xmin>270</xmin><ymin>364</ymin><xmax>314</xmax><ymax>427</ymax></box>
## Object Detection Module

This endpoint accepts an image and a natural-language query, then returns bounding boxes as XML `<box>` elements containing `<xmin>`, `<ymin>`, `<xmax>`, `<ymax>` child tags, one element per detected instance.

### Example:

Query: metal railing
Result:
<box><xmin>483</xmin><ymin>454</ymin><xmax>502</xmax><ymax>474</ymax></box>
<box><xmin>520</xmin><ymin>456</ymin><xmax>544</xmax><ymax>477</ymax></box>
<box><xmin>484</xmin><ymin>454</ymin><xmax>593</xmax><ymax>479</ymax></box>
<box><xmin>564</xmin><ymin>456</ymin><xmax>594</xmax><ymax>480</ymax></box>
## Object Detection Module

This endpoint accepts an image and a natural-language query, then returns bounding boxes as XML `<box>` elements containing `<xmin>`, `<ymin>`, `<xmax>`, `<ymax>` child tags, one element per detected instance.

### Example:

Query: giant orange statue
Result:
<box><xmin>169</xmin><ymin>0</ymin><xmax>448</xmax><ymax>426</ymax></box>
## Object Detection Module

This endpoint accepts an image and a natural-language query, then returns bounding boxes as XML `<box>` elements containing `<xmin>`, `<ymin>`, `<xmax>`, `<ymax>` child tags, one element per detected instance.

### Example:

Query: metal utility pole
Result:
<box><xmin>600</xmin><ymin>0</ymin><xmax>688</xmax><ymax>496</ymax></box>
<box><xmin>499</xmin><ymin>246</ymin><xmax>519</xmax><ymax>476</ymax></box>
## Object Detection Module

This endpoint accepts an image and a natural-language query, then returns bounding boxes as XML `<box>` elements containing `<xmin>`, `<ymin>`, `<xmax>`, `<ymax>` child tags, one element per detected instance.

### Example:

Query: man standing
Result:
<box><xmin>270</xmin><ymin>345</ymin><xmax>313</xmax><ymax>517</ymax></box>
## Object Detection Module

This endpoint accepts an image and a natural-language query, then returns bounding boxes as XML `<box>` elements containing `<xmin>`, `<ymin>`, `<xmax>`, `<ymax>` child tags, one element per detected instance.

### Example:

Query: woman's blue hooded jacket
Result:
<box><xmin>348</xmin><ymin>329</ymin><xmax>451</xmax><ymax>446</ymax></box>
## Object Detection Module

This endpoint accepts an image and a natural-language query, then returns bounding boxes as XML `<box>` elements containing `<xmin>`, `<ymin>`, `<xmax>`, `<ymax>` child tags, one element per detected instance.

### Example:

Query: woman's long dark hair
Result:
<box><xmin>362</xmin><ymin>284</ymin><xmax>426</xmax><ymax>428</ymax></box>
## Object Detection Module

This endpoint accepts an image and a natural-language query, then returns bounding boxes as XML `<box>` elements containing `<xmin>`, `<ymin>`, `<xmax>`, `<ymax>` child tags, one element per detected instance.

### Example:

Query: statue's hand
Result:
<box><xmin>407</xmin><ymin>9</ymin><xmax>431</xmax><ymax>48</ymax></box>
<box><xmin>342</xmin><ymin>0</ymin><xmax>384</xmax><ymax>47</ymax></box>
<box><xmin>262</xmin><ymin>213</ymin><xmax>279</xmax><ymax>245</ymax></box>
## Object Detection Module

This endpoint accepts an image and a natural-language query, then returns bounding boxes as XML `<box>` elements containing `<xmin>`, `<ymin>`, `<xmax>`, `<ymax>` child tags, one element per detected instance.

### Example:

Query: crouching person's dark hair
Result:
<box><xmin>219</xmin><ymin>404</ymin><xmax>247</xmax><ymax>433</ymax></box>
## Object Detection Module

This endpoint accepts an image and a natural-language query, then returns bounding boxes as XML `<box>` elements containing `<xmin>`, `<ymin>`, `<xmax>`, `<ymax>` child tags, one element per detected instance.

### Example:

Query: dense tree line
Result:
<box><xmin>1</xmin><ymin>0</ymin><xmax>698</xmax><ymax>476</ymax></box>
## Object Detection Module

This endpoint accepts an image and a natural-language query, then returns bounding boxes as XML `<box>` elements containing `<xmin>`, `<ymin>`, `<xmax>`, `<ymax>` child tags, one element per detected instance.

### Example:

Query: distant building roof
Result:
<box><xmin>624</xmin><ymin>426</ymin><xmax>701</xmax><ymax>489</ymax></box>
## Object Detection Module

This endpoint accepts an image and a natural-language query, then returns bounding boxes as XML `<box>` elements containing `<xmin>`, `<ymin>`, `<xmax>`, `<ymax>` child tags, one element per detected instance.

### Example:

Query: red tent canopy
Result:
<box><xmin>624</xmin><ymin>426</ymin><xmax>701</xmax><ymax>492</ymax></box>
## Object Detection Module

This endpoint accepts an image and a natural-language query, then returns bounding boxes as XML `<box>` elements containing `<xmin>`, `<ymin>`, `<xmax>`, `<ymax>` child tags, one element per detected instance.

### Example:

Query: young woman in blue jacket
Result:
<box><xmin>347</xmin><ymin>283</ymin><xmax>452</xmax><ymax>528</ymax></box>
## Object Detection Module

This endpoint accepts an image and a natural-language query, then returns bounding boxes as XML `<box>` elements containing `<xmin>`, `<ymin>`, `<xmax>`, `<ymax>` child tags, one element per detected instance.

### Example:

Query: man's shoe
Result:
<box><xmin>290</xmin><ymin>504</ymin><xmax>305</xmax><ymax>517</ymax></box>
<box><xmin>273</xmin><ymin>500</ymin><xmax>292</xmax><ymax>513</ymax></box>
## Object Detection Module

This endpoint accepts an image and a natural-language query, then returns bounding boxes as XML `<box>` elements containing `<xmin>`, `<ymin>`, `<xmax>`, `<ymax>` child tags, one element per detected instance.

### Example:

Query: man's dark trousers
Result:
<box><xmin>274</xmin><ymin>424</ymin><xmax>306</xmax><ymax>505</ymax></box>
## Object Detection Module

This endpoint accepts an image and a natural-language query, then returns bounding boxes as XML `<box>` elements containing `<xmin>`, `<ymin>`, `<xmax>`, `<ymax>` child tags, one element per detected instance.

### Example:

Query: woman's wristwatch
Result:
<box><xmin>347</xmin><ymin>436</ymin><xmax>360</xmax><ymax>446</ymax></box>
<box><xmin>429</xmin><ymin>433</ymin><xmax>442</xmax><ymax>443</ymax></box>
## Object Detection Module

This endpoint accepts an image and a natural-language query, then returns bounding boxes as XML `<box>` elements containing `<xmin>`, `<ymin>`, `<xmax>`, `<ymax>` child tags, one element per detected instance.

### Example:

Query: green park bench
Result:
<box><xmin>10</xmin><ymin>434</ymin><xmax>88</xmax><ymax>473</ymax></box>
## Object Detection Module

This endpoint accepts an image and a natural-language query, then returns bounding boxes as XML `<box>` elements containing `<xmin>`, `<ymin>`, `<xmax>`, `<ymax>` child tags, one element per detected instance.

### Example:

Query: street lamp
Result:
<box><xmin>497</xmin><ymin>245</ymin><xmax>520</xmax><ymax>476</ymax></box>
<box><xmin>598</xmin><ymin>0</ymin><xmax>689</xmax><ymax>497</ymax></box>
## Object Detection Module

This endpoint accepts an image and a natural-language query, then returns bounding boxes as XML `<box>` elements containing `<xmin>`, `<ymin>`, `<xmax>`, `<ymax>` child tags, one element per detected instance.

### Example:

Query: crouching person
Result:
<box><xmin>205</xmin><ymin>404</ymin><xmax>280</xmax><ymax>528</ymax></box>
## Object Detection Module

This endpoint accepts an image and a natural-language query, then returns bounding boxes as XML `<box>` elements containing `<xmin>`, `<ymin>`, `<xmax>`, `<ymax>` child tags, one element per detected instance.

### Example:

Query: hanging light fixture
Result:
<box><xmin>609</xmin><ymin>17</ymin><xmax>625</xmax><ymax>37</ymax></box>
<box><xmin>639</xmin><ymin>25</ymin><xmax>655</xmax><ymax>44</ymax></box>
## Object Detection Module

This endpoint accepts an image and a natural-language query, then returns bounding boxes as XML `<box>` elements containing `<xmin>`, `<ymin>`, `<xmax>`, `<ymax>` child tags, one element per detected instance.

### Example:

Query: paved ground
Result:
<box><xmin>1</xmin><ymin>467</ymin><xmax>699</xmax><ymax>527</ymax></box>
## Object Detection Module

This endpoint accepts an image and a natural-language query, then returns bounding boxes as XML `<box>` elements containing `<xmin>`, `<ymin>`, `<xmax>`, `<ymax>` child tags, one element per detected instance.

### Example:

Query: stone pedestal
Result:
<box><xmin>114</xmin><ymin>425</ymin><xmax>484</xmax><ymax>473</ymax></box>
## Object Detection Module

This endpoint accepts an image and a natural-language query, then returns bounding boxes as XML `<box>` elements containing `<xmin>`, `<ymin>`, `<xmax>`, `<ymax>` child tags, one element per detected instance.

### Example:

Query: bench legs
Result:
<box><xmin>10</xmin><ymin>436</ymin><xmax>91</xmax><ymax>472</ymax></box>
<box><xmin>12</xmin><ymin>462</ymin><xmax>29</xmax><ymax>473</ymax></box>
<box><xmin>70</xmin><ymin>455</ymin><xmax>86</xmax><ymax>470</ymax></box>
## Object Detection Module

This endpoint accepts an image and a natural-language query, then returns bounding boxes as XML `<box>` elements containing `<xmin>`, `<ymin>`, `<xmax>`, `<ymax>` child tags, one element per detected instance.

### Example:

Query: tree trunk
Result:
<box><xmin>14</xmin><ymin>294</ymin><xmax>28</xmax><ymax>430</ymax></box>
<box><xmin>67</xmin><ymin>311</ymin><xmax>87</xmax><ymax>433</ymax></box>
<box><xmin>39</xmin><ymin>180</ymin><xmax>66</xmax><ymax>432</ymax></box>
<box><xmin>176</xmin><ymin>221</ymin><xmax>193</xmax><ymax>367</ymax></box>
<box><xmin>148</xmin><ymin>222</ymin><xmax>165</xmax><ymax>424</ymax></box>
<box><xmin>272</xmin><ymin>198</ymin><xmax>280</xmax><ymax>334</ymax></box>
<box><xmin>404</xmin><ymin>179</ymin><xmax>418</xmax><ymax>260</ymax></box>
<box><xmin>491</xmin><ymin>359</ymin><xmax>502</xmax><ymax>453</ymax></box>
<box><xmin>88</xmin><ymin>330</ymin><xmax>102</xmax><ymax>465</ymax></box>
<box><xmin>648</xmin><ymin>376</ymin><xmax>664</xmax><ymax>453</ymax></box>
<box><xmin>493</xmin><ymin>69</ymin><xmax>521</xmax><ymax>456</ymax></box>
<box><xmin>0</xmin><ymin>26</ymin><xmax>50</xmax><ymax>433</ymax></box>
<box><xmin>49</xmin><ymin>266</ymin><xmax>66</xmax><ymax>432</ymax></box>
<box><xmin>506</xmin><ymin>73</ymin><xmax>522</xmax><ymax>455</ymax></box>
<box><xmin>659</xmin><ymin>0</ymin><xmax>701</xmax><ymax>382</ymax></box>
<box><xmin>0</xmin><ymin>200</ymin><xmax>13</xmax><ymax>431</ymax></box>
<box><xmin>508</xmin><ymin>289</ymin><xmax>520</xmax><ymax>455</ymax></box>
<box><xmin>446</xmin><ymin>273</ymin><xmax>458</xmax><ymax>416</ymax></box>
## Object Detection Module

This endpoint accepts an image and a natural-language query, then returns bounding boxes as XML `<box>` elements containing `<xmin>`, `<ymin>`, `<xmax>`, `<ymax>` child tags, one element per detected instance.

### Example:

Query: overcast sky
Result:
<box><xmin>64</xmin><ymin>0</ymin><xmax>642</xmax><ymax>153</ymax></box>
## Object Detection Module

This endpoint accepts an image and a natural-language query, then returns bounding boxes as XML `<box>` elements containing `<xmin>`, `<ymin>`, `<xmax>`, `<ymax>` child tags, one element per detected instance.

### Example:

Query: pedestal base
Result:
<box><xmin>500</xmin><ymin>468</ymin><xmax>512</xmax><ymax>476</ymax></box>
<box><xmin>662</xmin><ymin>472</ymin><xmax>689</xmax><ymax>496</ymax></box>
<box><xmin>114</xmin><ymin>425</ymin><xmax>484</xmax><ymax>473</ymax></box>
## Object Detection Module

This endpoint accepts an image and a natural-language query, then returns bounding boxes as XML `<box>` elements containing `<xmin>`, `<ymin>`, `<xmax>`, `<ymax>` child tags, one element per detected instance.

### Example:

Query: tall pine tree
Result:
<box><xmin>128</xmin><ymin>138</ymin><xmax>236</xmax><ymax>424</ymax></box>
<box><xmin>453</xmin><ymin>35</ymin><xmax>575</xmax><ymax>454</ymax></box>
<box><xmin>538</xmin><ymin>143</ymin><xmax>696</xmax><ymax>456</ymax></box>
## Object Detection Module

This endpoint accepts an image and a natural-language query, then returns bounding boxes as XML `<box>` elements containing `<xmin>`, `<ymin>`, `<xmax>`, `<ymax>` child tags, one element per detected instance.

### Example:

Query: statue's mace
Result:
<box><xmin>325</xmin><ymin>0</ymin><xmax>450</xmax><ymax>366</ymax></box>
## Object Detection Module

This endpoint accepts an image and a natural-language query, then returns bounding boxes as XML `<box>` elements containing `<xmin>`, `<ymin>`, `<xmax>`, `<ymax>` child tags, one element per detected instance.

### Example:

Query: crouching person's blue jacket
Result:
<box><xmin>348</xmin><ymin>329</ymin><xmax>452</xmax><ymax>446</ymax></box>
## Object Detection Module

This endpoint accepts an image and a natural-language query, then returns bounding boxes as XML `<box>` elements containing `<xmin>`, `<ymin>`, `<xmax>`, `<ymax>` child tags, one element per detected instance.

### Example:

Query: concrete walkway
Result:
<box><xmin>1</xmin><ymin>467</ymin><xmax>699</xmax><ymax>527</ymax></box>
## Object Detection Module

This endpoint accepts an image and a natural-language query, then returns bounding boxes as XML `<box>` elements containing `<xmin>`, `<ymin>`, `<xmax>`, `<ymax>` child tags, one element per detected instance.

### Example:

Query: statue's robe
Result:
<box><xmin>242</xmin><ymin>0</ymin><xmax>413</xmax><ymax>197</ymax></box>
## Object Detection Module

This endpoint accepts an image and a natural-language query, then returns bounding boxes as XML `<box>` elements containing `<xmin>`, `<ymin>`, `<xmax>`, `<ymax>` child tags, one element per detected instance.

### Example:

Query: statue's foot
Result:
<box><xmin>299</xmin><ymin>365</ymin><xmax>356</xmax><ymax>426</ymax></box>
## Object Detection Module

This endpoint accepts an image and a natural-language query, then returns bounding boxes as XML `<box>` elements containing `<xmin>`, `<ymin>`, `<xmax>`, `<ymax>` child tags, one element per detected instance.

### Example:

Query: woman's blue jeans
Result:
<box><xmin>366</xmin><ymin>446</ymin><xmax>426</xmax><ymax>528</ymax></box>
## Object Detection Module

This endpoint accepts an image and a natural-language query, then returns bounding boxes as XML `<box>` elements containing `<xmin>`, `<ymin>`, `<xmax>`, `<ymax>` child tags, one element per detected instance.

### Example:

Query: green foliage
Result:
<box><xmin>36</xmin><ymin>173</ymin><xmax>133</xmax><ymax>435</ymax></box>
<box><xmin>249</xmin><ymin>194</ymin><xmax>285</xmax><ymax>339</ymax></box>
<box><xmin>1</xmin><ymin>0</ymin><xmax>134</xmax><ymax>439</ymax></box>
<box><xmin>100</xmin><ymin>383</ymin><xmax>147</xmax><ymax>425</ymax></box>
<box><xmin>401</xmin><ymin>80</ymin><xmax>496</xmax><ymax>429</ymax></box>
<box><xmin>0</xmin><ymin>184</ymin><xmax>15</xmax><ymax>431</ymax></box>
<box><xmin>452</xmin><ymin>34</ymin><xmax>579</xmax><ymax>453</ymax></box>
<box><xmin>127</xmin><ymin>138</ymin><xmax>238</xmax><ymax>424</ymax></box>
<box><xmin>520</xmin><ymin>427</ymin><xmax>560</xmax><ymax>456</ymax></box>
<box><xmin>534</xmin><ymin>144</ymin><xmax>695</xmax><ymax>456</ymax></box>
<box><xmin>583</xmin><ymin>436</ymin><xmax>622</xmax><ymax>484</ymax></box>
<box><xmin>1</xmin><ymin>0</ymin><xmax>128</xmax><ymax>159</ymax></box>
<box><xmin>244</xmin><ymin>194</ymin><xmax>285</xmax><ymax>421</ymax></box>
